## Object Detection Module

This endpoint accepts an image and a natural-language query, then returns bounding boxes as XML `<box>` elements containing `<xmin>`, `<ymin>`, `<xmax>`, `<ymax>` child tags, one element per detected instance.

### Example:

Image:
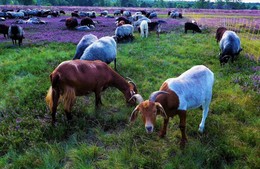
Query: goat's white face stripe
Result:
<box><xmin>145</xmin><ymin>121</ymin><xmax>154</xmax><ymax>133</ymax></box>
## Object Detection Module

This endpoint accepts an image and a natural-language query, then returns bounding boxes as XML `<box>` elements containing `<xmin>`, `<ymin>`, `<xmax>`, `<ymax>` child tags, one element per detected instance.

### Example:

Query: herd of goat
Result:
<box><xmin>1</xmin><ymin>8</ymin><xmax>243</xmax><ymax>148</ymax></box>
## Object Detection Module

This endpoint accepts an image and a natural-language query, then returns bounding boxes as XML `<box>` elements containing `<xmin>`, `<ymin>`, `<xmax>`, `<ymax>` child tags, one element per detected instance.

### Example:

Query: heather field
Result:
<box><xmin>0</xmin><ymin>6</ymin><xmax>260</xmax><ymax>169</ymax></box>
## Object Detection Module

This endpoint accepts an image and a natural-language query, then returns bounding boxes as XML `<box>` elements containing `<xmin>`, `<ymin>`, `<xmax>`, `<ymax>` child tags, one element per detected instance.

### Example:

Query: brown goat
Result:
<box><xmin>65</xmin><ymin>17</ymin><xmax>78</xmax><ymax>29</ymax></box>
<box><xmin>46</xmin><ymin>60</ymin><xmax>138</xmax><ymax>124</ymax></box>
<box><xmin>215</xmin><ymin>27</ymin><xmax>227</xmax><ymax>43</ymax></box>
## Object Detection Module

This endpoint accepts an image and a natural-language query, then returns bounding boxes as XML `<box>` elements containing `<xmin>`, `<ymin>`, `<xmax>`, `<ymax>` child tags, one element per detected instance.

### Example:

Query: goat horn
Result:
<box><xmin>126</xmin><ymin>77</ymin><xmax>134</xmax><ymax>81</ymax></box>
<box><xmin>149</xmin><ymin>91</ymin><xmax>169</xmax><ymax>102</ymax></box>
<box><xmin>128</xmin><ymin>94</ymin><xmax>144</xmax><ymax>104</ymax></box>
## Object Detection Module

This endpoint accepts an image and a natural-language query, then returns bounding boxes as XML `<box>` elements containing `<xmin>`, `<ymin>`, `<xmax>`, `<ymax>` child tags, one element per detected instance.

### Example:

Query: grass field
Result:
<box><xmin>0</xmin><ymin>8</ymin><xmax>260</xmax><ymax>169</ymax></box>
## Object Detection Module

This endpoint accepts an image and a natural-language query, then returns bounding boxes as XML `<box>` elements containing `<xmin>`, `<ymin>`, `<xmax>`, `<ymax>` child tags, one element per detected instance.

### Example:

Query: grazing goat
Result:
<box><xmin>184</xmin><ymin>22</ymin><xmax>201</xmax><ymax>33</ymax></box>
<box><xmin>123</xmin><ymin>11</ymin><xmax>131</xmax><ymax>17</ymax></box>
<box><xmin>146</xmin><ymin>11</ymin><xmax>157</xmax><ymax>19</ymax></box>
<box><xmin>8</xmin><ymin>25</ymin><xmax>24</xmax><ymax>46</ymax></box>
<box><xmin>71</xmin><ymin>12</ymin><xmax>79</xmax><ymax>18</ymax></box>
<box><xmin>80</xmin><ymin>17</ymin><xmax>95</xmax><ymax>27</ymax></box>
<box><xmin>60</xmin><ymin>10</ymin><xmax>65</xmax><ymax>15</ymax></box>
<box><xmin>218</xmin><ymin>29</ymin><xmax>242</xmax><ymax>65</ymax></box>
<box><xmin>114</xmin><ymin>24</ymin><xmax>134</xmax><ymax>43</ymax></box>
<box><xmin>80</xmin><ymin>36</ymin><xmax>117</xmax><ymax>70</ymax></box>
<box><xmin>100</xmin><ymin>10</ymin><xmax>108</xmax><ymax>16</ymax></box>
<box><xmin>140</xmin><ymin>20</ymin><xmax>148</xmax><ymax>38</ymax></box>
<box><xmin>65</xmin><ymin>17</ymin><xmax>78</xmax><ymax>29</ymax></box>
<box><xmin>168</xmin><ymin>11</ymin><xmax>182</xmax><ymax>18</ymax></box>
<box><xmin>114</xmin><ymin>9</ymin><xmax>123</xmax><ymax>16</ymax></box>
<box><xmin>0</xmin><ymin>24</ymin><xmax>9</xmax><ymax>38</ymax></box>
<box><xmin>46</xmin><ymin>60</ymin><xmax>138</xmax><ymax>124</ymax></box>
<box><xmin>129</xmin><ymin>65</ymin><xmax>214</xmax><ymax>147</ymax></box>
<box><xmin>73</xmin><ymin>34</ymin><xmax>98</xmax><ymax>60</ymax></box>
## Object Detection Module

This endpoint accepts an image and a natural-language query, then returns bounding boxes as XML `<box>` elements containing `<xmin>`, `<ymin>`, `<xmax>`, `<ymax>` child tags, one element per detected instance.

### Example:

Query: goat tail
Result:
<box><xmin>60</xmin><ymin>86</ymin><xmax>76</xmax><ymax>112</ymax></box>
<box><xmin>45</xmin><ymin>86</ymin><xmax>54</xmax><ymax>112</ymax></box>
<box><xmin>45</xmin><ymin>72</ymin><xmax>61</xmax><ymax>113</ymax></box>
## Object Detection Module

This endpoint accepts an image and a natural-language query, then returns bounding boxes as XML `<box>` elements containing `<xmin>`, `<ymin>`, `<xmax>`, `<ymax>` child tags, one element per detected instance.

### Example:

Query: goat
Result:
<box><xmin>8</xmin><ymin>25</ymin><xmax>24</xmax><ymax>46</ymax></box>
<box><xmin>6</xmin><ymin>11</ymin><xmax>24</xmax><ymax>19</ymax></box>
<box><xmin>169</xmin><ymin>11</ymin><xmax>182</xmax><ymax>19</ymax></box>
<box><xmin>73</xmin><ymin>34</ymin><xmax>98</xmax><ymax>60</ymax></box>
<box><xmin>129</xmin><ymin>65</ymin><xmax>214</xmax><ymax>147</ymax></box>
<box><xmin>114</xmin><ymin>10</ymin><xmax>123</xmax><ymax>16</ymax></box>
<box><xmin>71</xmin><ymin>12</ymin><xmax>79</xmax><ymax>18</ymax></box>
<box><xmin>114</xmin><ymin>24</ymin><xmax>134</xmax><ymax>43</ymax></box>
<box><xmin>100</xmin><ymin>10</ymin><xmax>108</xmax><ymax>16</ymax></box>
<box><xmin>46</xmin><ymin>60</ymin><xmax>138</xmax><ymax>124</ymax></box>
<box><xmin>115</xmin><ymin>17</ymin><xmax>131</xmax><ymax>25</ymax></box>
<box><xmin>123</xmin><ymin>11</ymin><xmax>131</xmax><ymax>17</ymax></box>
<box><xmin>146</xmin><ymin>11</ymin><xmax>157</xmax><ymax>19</ymax></box>
<box><xmin>60</xmin><ymin>10</ymin><xmax>65</xmax><ymax>15</ymax></box>
<box><xmin>65</xmin><ymin>17</ymin><xmax>78</xmax><ymax>29</ymax></box>
<box><xmin>0</xmin><ymin>24</ymin><xmax>9</xmax><ymax>38</ymax></box>
<box><xmin>140</xmin><ymin>20</ymin><xmax>148</xmax><ymax>38</ymax></box>
<box><xmin>80</xmin><ymin>17</ymin><xmax>95</xmax><ymax>27</ymax></box>
<box><xmin>80</xmin><ymin>36</ymin><xmax>117</xmax><ymax>70</ymax></box>
<box><xmin>184</xmin><ymin>22</ymin><xmax>202</xmax><ymax>33</ymax></box>
<box><xmin>133</xmin><ymin>17</ymin><xmax>151</xmax><ymax>28</ymax></box>
<box><xmin>218</xmin><ymin>30</ymin><xmax>242</xmax><ymax>65</ymax></box>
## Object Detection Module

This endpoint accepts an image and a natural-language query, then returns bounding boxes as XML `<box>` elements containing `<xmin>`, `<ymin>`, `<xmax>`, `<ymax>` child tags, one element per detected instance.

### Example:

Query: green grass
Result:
<box><xmin>0</xmin><ymin>29</ymin><xmax>259</xmax><ymax>168</ymax></box>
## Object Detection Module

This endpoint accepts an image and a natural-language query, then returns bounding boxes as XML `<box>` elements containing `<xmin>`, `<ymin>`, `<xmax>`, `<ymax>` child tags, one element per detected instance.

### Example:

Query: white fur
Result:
<box><xmin>165</xmin><ymin>65</ymin><xmax>214</xmax><ymax>133</ymax></box>
<box><xmin>80</xmin><ymin>36</ymin><xmax>117</xmax><ymax>64</ymax></box>
<box><xmin>140</xmin><ymin>20</ymin><xmax>148</xmax><ymax>38</ymax></box>
<box><xmin>73</xmin><ymin>34</ymin><xmax>98</xmax><ymax>60</ymax></box>
<box><xmin>115</xmin><ymin>24</ymin><xmax>134</xmax><ymax>37</ymax></box>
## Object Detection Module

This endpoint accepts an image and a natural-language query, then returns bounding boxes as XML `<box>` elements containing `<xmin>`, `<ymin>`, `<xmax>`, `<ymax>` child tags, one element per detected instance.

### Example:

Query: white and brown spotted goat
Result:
<box><xmin>46</xmin><ymin>60</ymin><xmax>138</xmax><ymax>124</ymax></box>
<box><xmin>129</xmin><ymin>65</ymin><xmax>214</xmax><ymax>147</ymax></box>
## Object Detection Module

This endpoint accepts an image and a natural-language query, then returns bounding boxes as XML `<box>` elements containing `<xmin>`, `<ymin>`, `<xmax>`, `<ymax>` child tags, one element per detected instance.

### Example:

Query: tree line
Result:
<box><xmin>0</xmin><ymin>0</ymin><xmax>259</xmax><ymax>10</ymax></box>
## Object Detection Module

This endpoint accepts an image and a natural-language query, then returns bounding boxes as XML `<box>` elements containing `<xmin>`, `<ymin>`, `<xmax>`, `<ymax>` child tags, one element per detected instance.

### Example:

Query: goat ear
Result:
<box><xmin>155</xmin><ymin>102</ymin><xmax>167</xmax><ymax>119</ymax></box>
<box><xmin>130</xmin><ymin>105</ymin><xmax>139</xmax><ymax>122</ymax></box>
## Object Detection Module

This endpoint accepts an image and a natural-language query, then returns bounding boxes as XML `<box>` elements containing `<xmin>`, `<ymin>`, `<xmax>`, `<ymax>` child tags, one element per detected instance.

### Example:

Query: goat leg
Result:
<box><xmin>65</xmin><ymin>110</ymin><xmax>72</xmax><ymax>122</ymax></box>
<box><xmin>178</xmin><ymin>110</ymin><xmax>187</xmax><ymax>148</ymax></box>
<box><xmin>51</xmin><ymin>89</ymin><xmax>60</xmax><ymax>125</ymax></box>
<box><xmin>158</xmin><ymin>117</ymin><xmax>169</xmax><ymax>138</ymax></box>
<box><xmin>95</xmin><ymin>90</ymin><xmax>102</xmax><ymax>108</ymax></box>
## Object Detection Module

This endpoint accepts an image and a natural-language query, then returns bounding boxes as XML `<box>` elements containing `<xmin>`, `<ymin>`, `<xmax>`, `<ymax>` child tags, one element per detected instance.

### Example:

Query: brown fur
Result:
<box><xmin>46</xmin><ymin>60</ymin><xmax>138</xmax><ymax>124</ymax></box>
<box><xmin>215</xmin><ymin>27</ymin><xmax>227</xmax><ymax>43</ymax></box>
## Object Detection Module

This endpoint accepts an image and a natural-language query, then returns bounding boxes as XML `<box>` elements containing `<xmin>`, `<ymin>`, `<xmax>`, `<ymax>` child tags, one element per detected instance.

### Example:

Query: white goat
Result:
<box><xmin>130</xmin><ymin>65</ymin><xmax>214</xmax><ymax>147</ymax></box>
<box><xmin>114</xmin><ymin>24</ymin><xmax>134</xmax><ymax>43</ymax></box>
<box><xmin>80</xmin><ymin>36</ymin><xmax>117</xmax><ymax>70</ymax></box>
<box><xmin>73</xmin><ymin>34</ymin><xmax>98</xmax><ymax>60</ymax></box>
<box><xmin>140</xmin><ymin>20</ymin><xmax>148</xmax><ymax>38</ymax></box>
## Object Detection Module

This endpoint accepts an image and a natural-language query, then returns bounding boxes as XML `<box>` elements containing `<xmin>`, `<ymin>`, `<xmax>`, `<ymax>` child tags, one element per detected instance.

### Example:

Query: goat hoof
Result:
<box><xmin>52</xmin><ymin>121</ymin><xmax>57</xmax><ymax>127</ymax></box>
<box><xmin>198</xmin><ymin>127</ymin><xmax>204</xmax><ymax>133</ymax></box>
<box><xmin>158</xmin><ymin>131</ymin><xmax>166</xmax><ymax>138</ymax></box>
<box><xmin>180</xmin><ymin>139</ymin><xmax>188</xmax><ymax>149</ymax></box>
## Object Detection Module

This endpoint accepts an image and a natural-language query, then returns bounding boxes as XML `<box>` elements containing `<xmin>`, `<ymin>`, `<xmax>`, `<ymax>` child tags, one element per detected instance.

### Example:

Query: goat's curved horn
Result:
<box><xmin>128</xmin><ymin>81</ymin><xmax>136</xmax><ymax>88</ymax></box>
<box><xmin>128</xmin><ymin>94</ymin><xmax>144</xmax><ymax>104</ymax></box>
<box><xmin>149</xmin><ymin>91</ymin><xmax>169</xmax><ymax>102</ymax></box>
<box><xmin>126</xmin><ymin>77</ymin><xmax>134</xmax><ymax>82</ymax></box>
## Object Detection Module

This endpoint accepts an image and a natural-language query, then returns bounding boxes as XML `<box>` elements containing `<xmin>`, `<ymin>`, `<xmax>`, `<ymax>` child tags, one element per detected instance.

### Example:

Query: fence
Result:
<box><xmin>184</xmin><ymin>10</ymin><xmax>260</xmax><ymax>62</ymax></box>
